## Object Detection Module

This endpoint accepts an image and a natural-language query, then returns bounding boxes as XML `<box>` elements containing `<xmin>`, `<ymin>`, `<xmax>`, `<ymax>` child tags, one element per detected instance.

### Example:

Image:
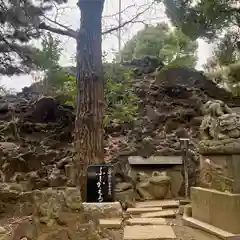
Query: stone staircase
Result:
<box><xmin>99</xmin><ymin>200</ymin><xmax>181</xmax><ymax>240</ymax></box>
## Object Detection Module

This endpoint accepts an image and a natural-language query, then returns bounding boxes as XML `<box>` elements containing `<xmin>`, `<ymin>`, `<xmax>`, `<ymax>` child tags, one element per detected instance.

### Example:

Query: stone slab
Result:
<box><xmin>126</xmin><ymin>218</ymin><xmax>167</xmax><ymax>226</ymax></box>
<box><xmin>179</xmin><ymin>199</ymin><xmax>191</xmax><ymax>205</ymax></box>
<box><xmin>183</xmin><ymin>216</ymin><xmax>240</xmax><ymax>240</ymax></box>
<box><xmin>82</xmin><ymin>202</ymin><xmax>122</xmax><ymax>218</ymax></box>
<box><xmin>123</xmin><ymin>225</ymin><xmax>176</xmax><ymax>240</ymax></box>
<box><xmin>136</xmin><ymin>200</ymin><xmax>179</xmax><ymax>209</ymax></box>
<box><xmin>99</xmin><ymin>219</ymin><xmax>122</xmax><ymax>229</ymax></box>
<box><xmin>191</xmin><ymin>187</ymin><xmax>240</xmax><ymax>234</ymax></box>
<box><xmin>126</xmin><ymin>207</ymin><xmax>163</xmax><ymax>214</ymax></box>
<box><xmin>141</xmin><ymin>209</ymin><xmax>177</xmax><ymax>218</ymax></box>
<box><xmin>128</xmin><ymin>156</ymin><xmax>182</xmax><ymax>165</ymax></box>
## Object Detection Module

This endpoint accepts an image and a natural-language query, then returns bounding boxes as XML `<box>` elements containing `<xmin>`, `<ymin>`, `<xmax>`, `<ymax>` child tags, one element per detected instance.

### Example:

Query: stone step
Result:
<box><xmin>141</xmin><ymin>209</ymin><xmax>177</xmax><ymax>218</ymax></box>
<box><xmin>126</xmin><ymin>207</ymin><xmax>163</xmax><ymax>215</ymax></box>
<box><xmin>126</xmin><ymin>217</ymin><xmax>167</xmax><ymax>226</ymax></box>
<box><xmin>135</xmin><ymin>200</ymin><xmax>179</xmax><ymax>209</ymax></box>
<box><xmin>123</xmin><ymin>225</ymin><xmax>176</xmax><ymax>240</ymax></box>
<box><xmin>179</xmin><ymin>199</ymin><xmax>191</xmax><ymax>205</ymax></box>
<box><xmin>99</xmin><ymin>218</ymin><xmax>122</xmax><ymax>229</ymax></box>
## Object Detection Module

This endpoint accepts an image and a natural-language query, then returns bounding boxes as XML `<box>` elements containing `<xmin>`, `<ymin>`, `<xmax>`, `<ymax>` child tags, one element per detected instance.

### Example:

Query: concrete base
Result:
<box><xmin>191</xmin><ymin>187</ymin><xmax>240</xmax><ymax>234</ymax></box>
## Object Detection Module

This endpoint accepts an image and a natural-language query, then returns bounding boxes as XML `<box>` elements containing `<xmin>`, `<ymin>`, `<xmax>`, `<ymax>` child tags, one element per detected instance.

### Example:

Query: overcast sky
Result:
<box><xmin>1</xmin><ymin>0</ymin><xmax>213</xmax><ymax>91</ymax></box>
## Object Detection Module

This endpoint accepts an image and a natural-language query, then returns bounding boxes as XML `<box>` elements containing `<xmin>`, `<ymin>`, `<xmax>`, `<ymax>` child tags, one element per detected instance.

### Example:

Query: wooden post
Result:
<box><xmin>180</xmin><ymin>138</ymin><xmax>190</xmax><ymax>199</ymax></box>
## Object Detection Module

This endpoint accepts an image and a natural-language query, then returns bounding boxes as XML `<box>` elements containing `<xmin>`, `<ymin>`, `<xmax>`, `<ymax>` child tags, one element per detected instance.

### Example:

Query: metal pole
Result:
<box><xmin>118</xmin><ymin>0</ymin><xmax>122</xmax><ymax>63</ymax></box>
<box><xmin>180</xmin><ymin>138</ymin><xmax>190</xmax><ymax>199</ymax></box>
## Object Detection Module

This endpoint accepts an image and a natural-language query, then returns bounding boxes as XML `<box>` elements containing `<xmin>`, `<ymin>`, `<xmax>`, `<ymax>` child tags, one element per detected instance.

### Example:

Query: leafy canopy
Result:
<box><xmin>120</xmin><ymin>23</ymin><xmax>198</xmax><ymax>68</ymax></box>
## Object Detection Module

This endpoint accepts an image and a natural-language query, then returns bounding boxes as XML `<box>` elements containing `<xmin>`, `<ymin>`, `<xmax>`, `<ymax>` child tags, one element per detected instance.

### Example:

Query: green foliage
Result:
<box><xmin>162</xmin><ymin>0</ymin><xmax>240</xmax><ymax>40</ymax></box>
<box><xmin>55</xmin><ymin>64</ymin><xmax>139</xmax><ymax>126</ymax></box>
<box><xmin>36</xmin><ymin>33</ymin><xmax>62</xmax><ymax>71</ymax></box>
<box><xmin>34</xmin><ymin>33</ymin><xmax>69</xmax><ymax>89</ymax></box>
<box><xmin>206</xmin><ymin>62</ymin><xmax>240</xmax><ymax>96</ymax></box>
<box><xmin>228</xmin><ymin>62</ymin><xmax>240</xmax><ymax>85</ymax></box>
<box><xmin>213</xmin><ymin>31</ymin><xmax>240</xmax><ymax>66</ymax></box>
<box><xmin>120</xmin><ymin>23</ymin><xmax>198</xmax><ymax>68</ymax></box>
<box><xmin>35</xmin><ymin>35</ymin><xmax>139</xmax><ymax>125</ymax></box>
<box><xmin>0</xmin><ymin>0</ymin><xmax>65</xmax><ymax>75</ymax></box>
<box><xmin>104</xmin><ymin>64</ymin><xmax>139</xmax><ymax>126</ymax></box>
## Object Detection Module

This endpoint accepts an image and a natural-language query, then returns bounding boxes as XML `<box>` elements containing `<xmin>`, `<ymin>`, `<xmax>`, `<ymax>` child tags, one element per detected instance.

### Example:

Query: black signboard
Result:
<box><xmin>86</xmin><ymin>164</ymin><xmax>115</xmax><ymax>202</ymax></box>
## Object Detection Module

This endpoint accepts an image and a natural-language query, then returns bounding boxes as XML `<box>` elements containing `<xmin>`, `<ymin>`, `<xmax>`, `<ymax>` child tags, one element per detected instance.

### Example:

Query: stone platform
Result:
<box><xmin>190</xmin><ymin>187</ymin><xmax>240</xmax><ymax>235</ymax></box>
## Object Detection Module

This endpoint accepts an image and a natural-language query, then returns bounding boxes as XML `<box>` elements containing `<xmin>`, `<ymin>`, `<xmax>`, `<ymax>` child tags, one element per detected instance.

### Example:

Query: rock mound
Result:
<box><xmin>0</xmin><ymin>66</ymin><xmax>239</xmax><ymax>195</ymax></box>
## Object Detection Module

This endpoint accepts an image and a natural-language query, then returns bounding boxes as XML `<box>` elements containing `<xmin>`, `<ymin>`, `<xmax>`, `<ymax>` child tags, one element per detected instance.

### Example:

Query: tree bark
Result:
<box><xmin>74</xmin><ymin>0</ymin><xmax>105</xmax><ymax>201</ymax></box>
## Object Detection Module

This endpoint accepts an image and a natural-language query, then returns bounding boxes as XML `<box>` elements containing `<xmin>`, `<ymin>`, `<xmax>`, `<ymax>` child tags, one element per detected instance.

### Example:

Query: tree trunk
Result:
<box><xmin>74</xmin><ymin>0</ymin><xmax>105</xmax><ymax>201</ymax></box>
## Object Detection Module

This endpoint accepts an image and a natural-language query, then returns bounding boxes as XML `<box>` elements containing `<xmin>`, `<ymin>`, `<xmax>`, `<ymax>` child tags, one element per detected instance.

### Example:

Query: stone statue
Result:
<box><xmin>198</xmin><ymin>100</ymin><xmax>240</xmax><ymax>192</ymax></box>
<box><xmin>115</xmin><ymin>173</ymin><xmax>135</xmax><ymax>209</ymax></box>
<box><xmin>136</xmin><ymin>171</ymin><xmax>171</xmax><ymax>200</ymax></box>
<box><xmin>200</xmin><ymin>100</ymin><xmax>240</xmax><ymax>140</ymax></box>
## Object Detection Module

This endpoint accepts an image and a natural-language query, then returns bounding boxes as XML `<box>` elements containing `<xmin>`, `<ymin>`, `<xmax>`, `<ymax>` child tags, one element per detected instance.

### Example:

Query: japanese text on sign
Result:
<box><xmin>96</xmin><ymin>166</ymin><xmax>103</xmax><ymax>202</ymax></box>
<box><xmin>108</xmin><ymin>167</ymin><xmax>112</xmax><ymax>196</ymax></box>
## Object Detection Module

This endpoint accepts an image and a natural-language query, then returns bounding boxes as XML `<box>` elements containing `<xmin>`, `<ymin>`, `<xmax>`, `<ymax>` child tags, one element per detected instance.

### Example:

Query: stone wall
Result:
<box><xmin>0</xmin><ymin>187</ymin><xmax>123</xmax><ymax>240</ymax></box>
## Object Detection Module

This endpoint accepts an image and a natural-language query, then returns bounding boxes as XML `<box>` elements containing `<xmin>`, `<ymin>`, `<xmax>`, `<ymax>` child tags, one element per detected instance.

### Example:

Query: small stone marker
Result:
<box><xmin>141</xmin><ymin>209</ymin><xmax>177</xmax><ymax>218</ymax></box>
<box><xmin>99</xmin><ymin>219</ymin><xmax>122</xmax><ymax>229</ymax></box>
<box><xmin>126</xmin><ymin>207</ymin><xmax>163</xmax><ymax>214</ymax></box>
<box><xmin>136</xmin><ymin>200</ymin><xmax>179</xmax><ymax>209</ymax></box>
<box><xmin>87</xmin><ymin>164</ymin><xmax>115</xmax><ymax>202</ymax></box>
<box><xmin>123</xmin><ymin>225</ymin><xmax>176</xmax><ymax>240</ymax></box>
<box><xmin>126</xmin><ymin>218</ymin><xmax>167</xmax><ymax>226</ymax></box>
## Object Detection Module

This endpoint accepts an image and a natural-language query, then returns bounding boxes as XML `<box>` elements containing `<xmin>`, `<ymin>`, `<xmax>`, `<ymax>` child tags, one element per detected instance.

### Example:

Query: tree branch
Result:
<box><xmin>39</xmin><ymin>22</ymin><xmax>77</xmax><ymax>39</ymax></box>
<box><xmin>103</xmin><ymin>4</ymin><xmax>136</xmax><ymax>18</ymax></box>
<box><xmin>102</xmin><ymin>2</ymin><xmax>155</xmax><ymax>35</ymax></box>
<box><xmin>39</xmin><ymin>2</ymin><xmax>156</xmax><ymax>39</ymax></box>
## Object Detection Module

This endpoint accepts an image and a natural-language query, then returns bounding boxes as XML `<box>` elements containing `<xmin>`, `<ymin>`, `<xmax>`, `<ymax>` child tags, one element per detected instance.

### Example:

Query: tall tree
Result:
<box><xmin>74</xmin><ymin>0</ymin><xmax>105</xmax><ymax>200</ymax></box>
<box><xmin>120</xmin><ymin>23</ymin><xmax>198</xmax><ymax>68</ymax></box>
<box><xmin>0</xmin><ymin>0</ymin><xmax>153</xmax><ymax>76</ymax></box>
